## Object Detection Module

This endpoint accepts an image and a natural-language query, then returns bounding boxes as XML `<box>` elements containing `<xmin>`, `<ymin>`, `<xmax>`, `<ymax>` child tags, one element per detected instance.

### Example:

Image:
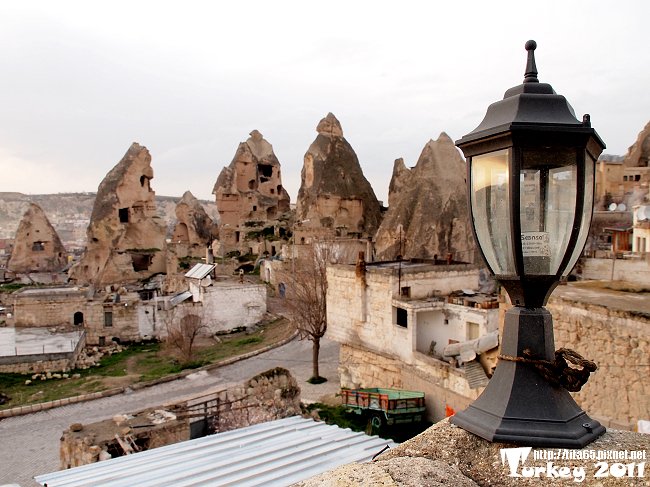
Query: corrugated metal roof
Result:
<box><xmin>35</xmin><ymin>416</ymin><xmax>396</xmax><ymax>487</ymax></box>
<box><xmin>184</xmin><ymin>263</ymin><xmax>216</xmax><ymax>280</ymax></box>
<box><xmin>169</xmin><ymin>291</ymin><xmax>192</xmax><ymax>307</ymax></box>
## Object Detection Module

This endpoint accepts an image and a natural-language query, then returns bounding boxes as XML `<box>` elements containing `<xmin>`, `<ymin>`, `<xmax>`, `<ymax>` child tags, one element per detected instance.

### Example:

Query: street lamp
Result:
<box><xmin>452</xmin><ymin>41</ymin><xmax>606</xmax><ymax>447</ymax></box>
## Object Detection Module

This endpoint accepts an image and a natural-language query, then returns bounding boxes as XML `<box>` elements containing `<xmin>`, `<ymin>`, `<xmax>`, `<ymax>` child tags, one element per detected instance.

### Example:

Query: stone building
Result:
<box><xmin>170</xmin><ymin>190</ymin><xmax>219</xmax><ymax>259</ymax></box>
<box><xmin>595</xmin><ymin>154</ymin><xmax>625</xmax><ymax>208</ymax></box>
<box><xmin>295</xmin><ymin>113</ymin><xmax>382</xmax><ymax>243</ymax></box>
<box><xmin>11</xmin><ymin>287</ymin><xmax>157</xmax><ymax>346</ymax></box>
<box><xmin>632</xmin><ymin>204</ymin><xmax>650</xmax><ymax>253</ymax></box>
<box><xmin>212</xmin><ymin>130</ymin><xmax>291</xmax><ymax>255</ymax></box>
<box><xmin>69</xmin><ymin>143</ymin><xmax>167</xmax><ymax>286</ymax></box>
<box><xmin>327</xmin><ymin>258</ymin><xmax>650</xmax><ymax>429</ymax></box>
<box><xmin>595</xmin><ymin>121</ymin><xmax>650</xmax><ymax>209</ymax></box>
<box><xmin>326</xmin><ymin>257</ymin><xmax>499</xmax><ymax>421</ymax></box>
<box><xmin>374</xmin><ymin>134</ymin><xmax>476</xmax><ymax>263</ymax></box>
<box><xmin>7</xmin><ymin>203</ymin><xmax>67</xmax><ymax>274</ymax></box>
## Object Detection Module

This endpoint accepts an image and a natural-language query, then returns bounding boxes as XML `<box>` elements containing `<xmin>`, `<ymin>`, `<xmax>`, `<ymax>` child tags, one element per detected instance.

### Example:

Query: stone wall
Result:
<box><xmin>548</xmin><ymin>295</ymin><xmax>649</xmax><ymax>430</ymax></box>
<box><xmin>581</xmin><ymin>256</ymin><xmax>650</xmax><ymax>284</ymax></box>
<box><xmin>60</xmin><ymin>414</ymin><xmax>190</xmax><ymax>469</ymax></box>
<box><xmin>82</xmin><ymin>298</ymin><xmax>146</xmax><ymax>345</ymax></box>
<box><xmin>0</xmin><ymin>357</ymin><xmax>71</xmax><ymax>374</ymax></box>
<box><xmin>339</xmin><ymin>344</ymin><xmax>480</xmax><ymax>422</ymax></box>
<box><xmin>0</xmin><ymin>331</ymin><xmax>85</xmax><ymax>373</ymax></box>
<box><xmin>182</xmin><ymin>367</ymin><xmax>301</xmax><ymax>434</ymax></box>
<box><xmin>13</xmin><ymin>288</ymin><xmax>87</xmax><ymax>327</ymax></box>
<box><xmin>12</xmin><ymin>288</ymin><xmax>156</xmax><ymax>345</ymax></box>
<box><xmin>199</xmin><ymin>282</ymin><xmax>267</xmax><ymax>334</ymax></box>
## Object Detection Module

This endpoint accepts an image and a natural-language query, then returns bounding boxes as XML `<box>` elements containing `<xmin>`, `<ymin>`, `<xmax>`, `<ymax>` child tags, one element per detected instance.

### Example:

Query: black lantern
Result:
<box><xmin>452</xmin><ymin>41</ymin><xmax>606</xmax><ymax>447</ymax></box>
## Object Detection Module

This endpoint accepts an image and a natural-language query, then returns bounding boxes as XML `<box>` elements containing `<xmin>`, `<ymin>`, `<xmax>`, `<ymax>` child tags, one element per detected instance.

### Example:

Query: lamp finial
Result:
<box><xmin>524</xmin><ymin>40</ymin><xmax>538</xmax><ymax>83</ymax></box>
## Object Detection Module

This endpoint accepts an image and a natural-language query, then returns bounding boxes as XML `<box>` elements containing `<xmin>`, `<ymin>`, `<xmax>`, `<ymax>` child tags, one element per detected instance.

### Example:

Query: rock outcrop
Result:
<box><xmin>212</xmin><ymin>130</ymin><xmax>291</xmax><ymax>253</ymax></box>
<box><xmin>374</xmin><ymin>134</ymin><xmax>476</xmax><ymax>262</ymax></box>
<box><xmin>295</xmin><ymin>113</ymin><xmax>382</xmax><ymax>240</ymax></box>
<box><xmin>624</xmin><ymin>120</ymin><xmax>650</xmax><ymax>168</ymax></box>
<box><xmin>296</xmin><ymin>418</ymin><xmax>649</xmax><ymax>486</ymax></box>
<box><xmin>69</xmin><ymin>143</ymin><xmax>167</xmax><ymax>286</ymax></box>
<box><xmin>171</xmin><ymin>191</ymin><xmax>218</xmax><ymax>257</ymax></box>
<box><xmin>7</xmin><ymin>203</ymin><xmax>67</xmax><ymax>273</ymax></box>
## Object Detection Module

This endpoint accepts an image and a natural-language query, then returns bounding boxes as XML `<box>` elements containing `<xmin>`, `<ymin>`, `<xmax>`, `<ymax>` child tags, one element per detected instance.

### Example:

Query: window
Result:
<box><xmin>119</xmin><ymin>208</ymin><xmax>129</xmax><ymax>223</ymax></box>
<box><xmin>395</xmin><ymin>307</ymin><xmax>408</xmax><ymax>328</ymax></box>
<box><xmin>104</xmin><ymin>311</ymin><xmax>113</xmax><ymax>328</ymax></box>
<box><xmin>31</xmin><ymin>241</ymin><xmax>45</xmax><ymax>251</ymax></box>
<box><xmin>467</xmin><ymin>322</ymin><xmax>479</xmax><ymax>340</ymax></box>
<box><xmin>401</xmin><ymin>286</ymin><xmax>411</xmax><ymax>298</ymax></box>
<box><xmin>635</xmin><ymin>174</ymin><xmax>641</xmax><ymax>181</ymax></box>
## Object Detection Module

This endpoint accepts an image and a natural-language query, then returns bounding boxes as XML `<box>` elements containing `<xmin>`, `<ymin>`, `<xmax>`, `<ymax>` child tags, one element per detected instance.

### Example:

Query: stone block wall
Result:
<box><xmin>548</xmin><ymin>296</ymin><xmax>650</xmax><ymax>430</ymax></box>
<box><xmin>60</xmin><ymin>417</ymin><xmax>190</xmax><ymax>469</ymax></box>
<box><xmin>83</xmin><ymin>299</ymin><xmax>143</xmax><ymax>345</ymax></box>
<box><xmin>0</xmin><ymin>357</ymin><xmax>72</xmax><ymax>374</ymax></box>
<box><xmin>200</xmin><ymin>283</ymin><xmax>267</xmax><ymax>334</ymax></box>
<box><xmin>339</xmin><ymin>344</ymin><xmax>480</xmax><ymax>422</ymax></box>
<box><xmin>581</xmin><ymin>257</ymin><xmax>650</xmax><ymax>285</ymax></box>
<box><xmin>13</xmin><ymin>289</ymin><xmax>87</xmax><ymax>327</ymax></box>
<box><xmin>189</xmin><ymin>367</ymin><xmax>301</xmax><ymax>434</ymax></box>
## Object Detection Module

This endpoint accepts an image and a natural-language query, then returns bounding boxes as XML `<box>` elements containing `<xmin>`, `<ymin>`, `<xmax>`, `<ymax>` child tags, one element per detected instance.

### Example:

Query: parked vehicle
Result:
<box><xmin>341</xmin><ymin>388</ymin><xmax>426</xmax><ymax>428</ymax></box>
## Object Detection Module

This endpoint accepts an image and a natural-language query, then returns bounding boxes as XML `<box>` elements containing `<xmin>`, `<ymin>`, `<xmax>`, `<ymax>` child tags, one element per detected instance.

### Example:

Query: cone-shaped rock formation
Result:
<box><xmin>296</xmin><ymin>113</ymin><xmax>382</xmax><ymax>239</ymax></box>
<box><xmin>374</xmin><ymin>133</ymin><xmax>476</xmax><ymax>262</ymax></box>
<box><xmin>69</xmin><ymin>143</ymin><xmax>167</xmax><ymax>285</ymax></box>
<box><xmin>7</xmin><ymin>203</ymin><xmax>67</xmax><ymax>273</ymax></box>
<box><xmin>213</xmin><ymin>130</ymin><xmax>290</xmax><ymax>252</ymax></box>
<box><xmin>171</xmin><ymin>191</ymin><xmax>218</xmax><ymax>256</ymax></box>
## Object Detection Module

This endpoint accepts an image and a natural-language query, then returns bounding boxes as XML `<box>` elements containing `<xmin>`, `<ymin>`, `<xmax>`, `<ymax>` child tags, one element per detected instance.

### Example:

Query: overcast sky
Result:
<box><xmin>1</xmin><ymin>1</ymin><xmax>648</xmax><ymax>204</ymax></box>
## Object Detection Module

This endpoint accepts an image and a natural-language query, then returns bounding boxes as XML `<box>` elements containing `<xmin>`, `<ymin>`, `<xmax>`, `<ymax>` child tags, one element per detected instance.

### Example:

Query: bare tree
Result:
<box><xmin>163</xmin><ymin>308</ymin><xmax>207</xmax><ymax>364</ymax></box>
<box><xmin>283</xmin><ymin>243</ymin><xmax>339</xmax><ymax>382</ymax></box>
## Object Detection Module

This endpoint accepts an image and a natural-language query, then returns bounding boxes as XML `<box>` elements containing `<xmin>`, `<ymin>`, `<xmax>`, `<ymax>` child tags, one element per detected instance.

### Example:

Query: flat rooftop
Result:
<box><xmin>16</xmin><ymin>286</ymin><xmax>85</xmax><ymax>297</ymax></box>
<box><xmin>552</xmin><ymin>282</ymin><xmax>650</xmax><ymax>316</ymax></box>
<box><xmin>0</xmin><ymin>327</ymin><xmax>83</xmax><ymax>357</ymax></box>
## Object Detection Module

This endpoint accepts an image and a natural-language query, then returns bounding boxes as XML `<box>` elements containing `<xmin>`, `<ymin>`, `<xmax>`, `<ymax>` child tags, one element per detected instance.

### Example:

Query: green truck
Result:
<box><xmin>341</xmin><ymin>388</ymin><xmax>426</xmax><ymax>428</ymax></box>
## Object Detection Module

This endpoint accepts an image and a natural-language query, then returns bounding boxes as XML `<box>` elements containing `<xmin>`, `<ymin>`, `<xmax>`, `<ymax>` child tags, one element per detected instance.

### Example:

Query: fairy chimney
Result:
<box><xmin>69</xmin><ymin>143</ymin><xmax>167</xmax><ymax>285</ymax></box>
<box><xmin>171</xmin><ymin>191</ymin><xmax>218</xmax><ymax>257</ymax></box>
<box><xmin>7</xmin><ymin>203</ymin><xmax>67</xmax><ymax>273</ymax></box>
<box><xmin>374</xmin><ymin>133</ymin><xmax>477</xmax><ymax>262</ymax></box>
<box><xmin>212</xmin><ymin>130</ymin><xmax>291</xmax><ymax>253</ymax></box>
<box><xmin>295</xmin><ymin>113</ymin><xmax>382</xmax><ymax>241</ymax></box>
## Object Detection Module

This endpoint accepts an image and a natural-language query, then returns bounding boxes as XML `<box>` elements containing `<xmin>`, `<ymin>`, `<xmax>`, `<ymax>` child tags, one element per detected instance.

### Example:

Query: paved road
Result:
<box><xmin>0</xmin><ymin>337</ymin><xmax>340</xmax><ymax>487</ymax></box>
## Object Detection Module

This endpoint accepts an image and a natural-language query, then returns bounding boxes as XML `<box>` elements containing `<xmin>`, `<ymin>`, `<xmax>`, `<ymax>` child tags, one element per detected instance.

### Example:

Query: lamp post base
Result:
<box><xmin>451</xmin><ymin>307</ymin><xmax>605</xmax><ymax>448</ymax></box>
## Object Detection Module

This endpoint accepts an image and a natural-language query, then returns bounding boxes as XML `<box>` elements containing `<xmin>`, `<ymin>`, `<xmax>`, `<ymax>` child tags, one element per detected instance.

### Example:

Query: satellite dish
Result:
<box><xmin>617</xmin><ymin>203</ymin><xmax>627</xmax><ymax>212</ymax></box>
<box><xmin>638</xmin><ymin>206</ymin><xmax>647</xmax><ymax>221</ymax></box>
<box><xmin>608</xmin><ymin>203</ymin><xmax>617</xmax><ymax>211</ymax></box>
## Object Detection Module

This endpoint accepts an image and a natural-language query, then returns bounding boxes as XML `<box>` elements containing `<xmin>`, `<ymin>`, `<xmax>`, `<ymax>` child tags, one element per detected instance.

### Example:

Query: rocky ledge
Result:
<box><xmin>295</xmin><ymin>418</ymin><xmax>650</xmax><ymax>486</ymax></box>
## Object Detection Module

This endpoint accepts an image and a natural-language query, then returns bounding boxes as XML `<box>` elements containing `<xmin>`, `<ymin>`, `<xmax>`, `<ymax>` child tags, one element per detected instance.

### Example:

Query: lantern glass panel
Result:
<box><xmin>471</xmin><ymin>149</ymin><xmax>515</xmax><ymax>275</ymax></box>
<box><xmin>563</xmin><ymin>152</ymin><xmax>595</xmax><ymax>277</ymax></box>
<box><xmin>520</xmin><ymin>148</ymin><xmax>578</xmax><ymax>275</ymax></box>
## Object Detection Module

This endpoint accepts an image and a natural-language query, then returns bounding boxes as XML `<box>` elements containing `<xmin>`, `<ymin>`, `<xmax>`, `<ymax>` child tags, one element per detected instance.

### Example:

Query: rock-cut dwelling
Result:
<box><xmin>212</xmin><ymin>130</ymin><xmax>291</xmax><ymax>256</ymax></box>
<box><xmin>69</xmin><ymin>143</ymin><xmax>167</xmax><ymax>286</ymax></box>
<box><xmin>7</xmin><ymin>203</ymin><xmax>67</xmax><ymax>274</ymax></box>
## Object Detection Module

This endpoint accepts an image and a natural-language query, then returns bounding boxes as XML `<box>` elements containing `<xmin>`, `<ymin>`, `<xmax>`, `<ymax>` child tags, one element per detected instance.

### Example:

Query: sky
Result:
<box><xmin>0</xmin><ymin>1</ymin><xmax>648</xmax><ymax>204</ymax></box>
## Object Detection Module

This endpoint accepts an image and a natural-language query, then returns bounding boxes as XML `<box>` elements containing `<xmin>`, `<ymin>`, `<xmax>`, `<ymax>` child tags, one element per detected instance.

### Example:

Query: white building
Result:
<box><xmin>632</xmin><ymin>204</ymin><xmax>650</xmax><ymax>253</ymax></box>
<box><xmin>326</xmin><ymin>258</ymin><xmax>499</xmax><ymax>421</ymax></box>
